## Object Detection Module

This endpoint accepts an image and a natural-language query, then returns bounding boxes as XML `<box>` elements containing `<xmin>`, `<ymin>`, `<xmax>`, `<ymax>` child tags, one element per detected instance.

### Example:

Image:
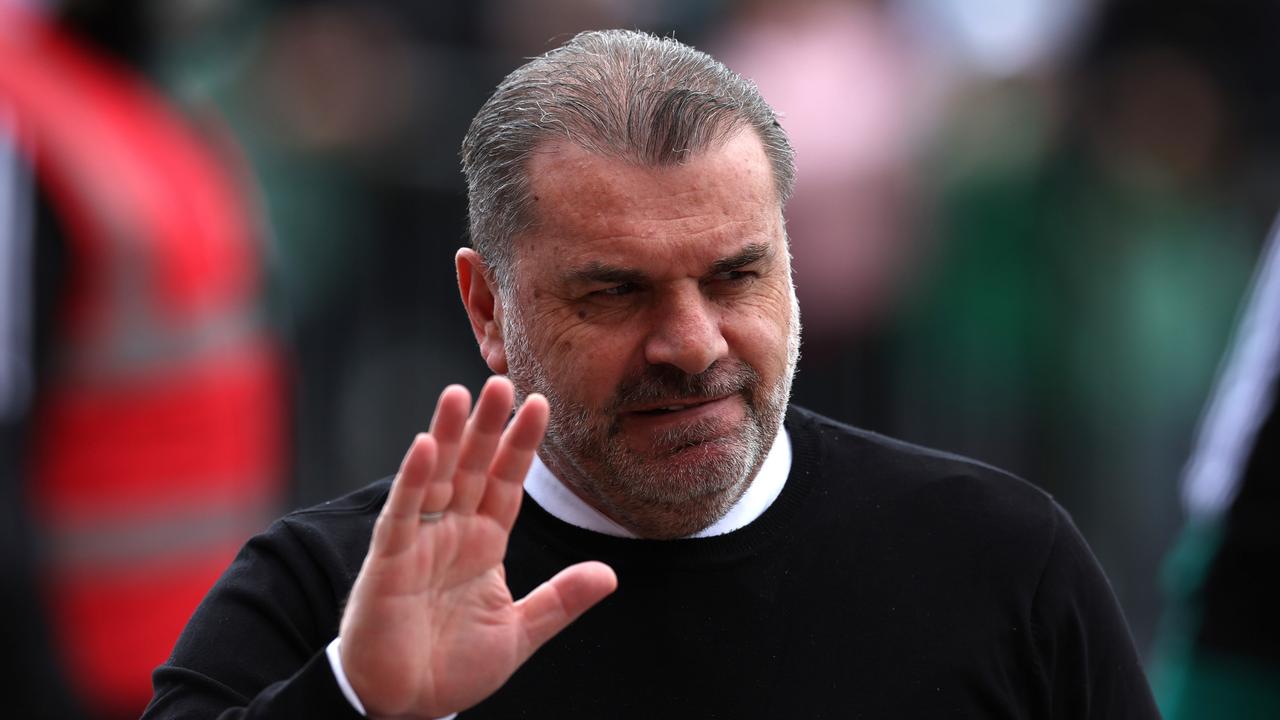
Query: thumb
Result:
<box><xmin>514</xmin><ymin>561</ymin><xmax>617</xmax><ymax>662</ymax></box>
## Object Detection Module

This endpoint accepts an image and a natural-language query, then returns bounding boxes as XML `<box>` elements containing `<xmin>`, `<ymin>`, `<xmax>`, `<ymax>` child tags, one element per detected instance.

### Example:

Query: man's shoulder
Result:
<box><xmin>278</xmin><ymin>476</ymin><xmax>393</xmax><ymax>539</ymax></box>
<box><xmin>784</xmin><ymin>404</ymin><xmax>1039</xmax><ymax>486</ymax></box>
<box><xmin>245</xmin><ymin>478</ymin><xmax>394</xmax><ymax>582</ymax></box>
<box><xmin>784</xmin><ymin>405</ymin><xmax>1062</xmax><ymax>546</ymax></box>
<box><xmin>286</xmin><ymin>477</ymin><xmax>394</xmax><ymax>523</ymax></box>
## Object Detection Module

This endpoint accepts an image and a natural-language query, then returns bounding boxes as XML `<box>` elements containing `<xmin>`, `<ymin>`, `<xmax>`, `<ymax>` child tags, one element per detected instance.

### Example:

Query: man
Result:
<box><xmin>145</xmin><ymin>30</ymin><xmax>1159</xmax><ymax>719</ymax></box>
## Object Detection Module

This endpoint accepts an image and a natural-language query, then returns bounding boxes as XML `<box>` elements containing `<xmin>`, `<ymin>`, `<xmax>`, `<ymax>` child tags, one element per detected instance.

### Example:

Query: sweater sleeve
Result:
<box><xmin>1031</xmin><ymin>503</ymin><xmax>1161</xmax><ymax>719</ymax></box>
<box><xmin>142</xmin><ymin>518</ymin><xmax>364</xmax><ymax>719</ymax></box>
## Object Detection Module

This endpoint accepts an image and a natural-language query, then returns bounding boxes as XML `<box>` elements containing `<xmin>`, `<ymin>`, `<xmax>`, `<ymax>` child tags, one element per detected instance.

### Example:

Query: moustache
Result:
<box><xmin>610</xmin><ymin>360</ymin><xmax>760</xmax><ymax>411</ymax></box>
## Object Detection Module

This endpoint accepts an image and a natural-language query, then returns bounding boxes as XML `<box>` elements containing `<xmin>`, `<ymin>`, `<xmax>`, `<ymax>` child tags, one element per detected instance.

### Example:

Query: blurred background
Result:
<box><xmin>3</xmin><ymin>0</ymin><xmax>1278</xmax><ymax>717</ymax></box>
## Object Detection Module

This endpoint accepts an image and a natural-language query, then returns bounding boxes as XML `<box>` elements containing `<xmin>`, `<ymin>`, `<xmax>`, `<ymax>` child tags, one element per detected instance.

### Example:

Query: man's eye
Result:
<box><xmin>710</xmin><ymin>270</ymin><xmax>754</xmax><ymax>285</ymax></box>
<box><xmin>593</xmin><ymin>282</ymin><xmax>638</xmax><ymax>298</ymax></box>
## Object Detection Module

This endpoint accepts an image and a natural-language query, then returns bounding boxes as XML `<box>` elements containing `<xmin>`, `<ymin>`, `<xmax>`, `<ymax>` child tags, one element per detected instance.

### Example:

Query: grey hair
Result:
<box><xmin>460</xmin><ymin>29</ymin><xmax>795</xmax><ymax>291</ymax></box>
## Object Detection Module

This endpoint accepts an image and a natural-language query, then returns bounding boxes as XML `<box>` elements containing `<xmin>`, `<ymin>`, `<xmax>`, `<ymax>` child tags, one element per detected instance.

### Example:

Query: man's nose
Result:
<box><xmin>643</xmin><ymin>287</ymin><xmax>729</xmax><ymax>375</ymax></box>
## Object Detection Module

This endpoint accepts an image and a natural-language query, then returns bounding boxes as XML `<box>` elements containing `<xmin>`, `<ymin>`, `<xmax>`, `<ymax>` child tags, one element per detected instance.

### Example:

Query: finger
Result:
<box><xmin>448</xmin><ymin>376</ymin><xmax>515</xmax><ymax>514</ymax></box>
<box><xmin>422</xmin><ymin>385</ymin><xmax>471</xmax><ymax>513</ymax></box>
<box><xmin>515</xmin><ymin>561</ymin><xmax>617</xmax><ymax>663</ymax></box>
<box><xmin>477</xmin><ymin>393</ymin><xmax>549</xmax><ymax>530</ymax></box>
<box><xmin>371</xmin><ymin>433</ymin><xmax>438</xmax><ymax>556</ymax></box>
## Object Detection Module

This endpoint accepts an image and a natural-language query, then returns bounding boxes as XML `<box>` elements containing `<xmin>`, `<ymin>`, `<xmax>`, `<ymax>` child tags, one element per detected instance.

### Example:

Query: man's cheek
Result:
<box><xmin>727</xmin><ymin>317</ymin><xmax>788</xmax><ymax>362</ymax></box>
<box><xmin>539</xmin><ymin>344</ymin><xmax>613</xmax><ymax>407</ymax></box>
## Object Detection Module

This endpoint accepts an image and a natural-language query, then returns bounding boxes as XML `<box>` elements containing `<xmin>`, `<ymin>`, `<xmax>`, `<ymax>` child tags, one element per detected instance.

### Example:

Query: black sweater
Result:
<box><xmin>144</xmin><ymin>407</ymin><xmax>1159</xmax><ymax>718</ymax></box>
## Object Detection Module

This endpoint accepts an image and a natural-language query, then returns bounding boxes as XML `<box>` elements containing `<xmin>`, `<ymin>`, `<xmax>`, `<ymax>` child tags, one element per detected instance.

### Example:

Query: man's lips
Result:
<box><xmin>618</xmin><ymin>395</ymin><xmax>744</xmax><ymax>434</ymax></box>
<box><xmin>616</xmin><ymin>395</ymin><xmax>746</xmax><ymax>454</ymax></box>
<box><xmin>623</xmin><ymin>396</ymin><xmax>730</xmax><ymax>416</ymax></box>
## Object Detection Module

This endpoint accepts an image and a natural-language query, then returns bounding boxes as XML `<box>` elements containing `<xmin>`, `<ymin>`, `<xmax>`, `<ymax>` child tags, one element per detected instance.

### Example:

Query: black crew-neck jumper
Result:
<box><xmin>144</xmin><ymin>407</ymin><xmax>1159</xmax><ymax>719</ymax></box>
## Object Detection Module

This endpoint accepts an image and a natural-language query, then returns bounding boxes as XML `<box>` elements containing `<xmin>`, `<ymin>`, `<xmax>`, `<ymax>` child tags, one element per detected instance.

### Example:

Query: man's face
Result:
<box><xmin>499</xmin><ymin>130</ymin><xmax>799</xmax><ymax>539</ymax></box>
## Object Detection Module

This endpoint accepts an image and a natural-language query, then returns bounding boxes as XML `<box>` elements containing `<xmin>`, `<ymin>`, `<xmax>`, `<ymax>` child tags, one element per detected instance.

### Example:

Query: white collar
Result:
<box><xmin>524</xmin><ymin>428</ymin><xmax>792</xmax><ymax>538</ymax></box>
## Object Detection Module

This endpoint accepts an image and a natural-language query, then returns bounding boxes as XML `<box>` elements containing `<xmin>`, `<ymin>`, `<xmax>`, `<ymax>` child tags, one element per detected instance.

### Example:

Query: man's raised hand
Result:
<box><xmin>339</xmin><ymin>377</ymin><xmax>617</xmax><ymax>718</ymax></box>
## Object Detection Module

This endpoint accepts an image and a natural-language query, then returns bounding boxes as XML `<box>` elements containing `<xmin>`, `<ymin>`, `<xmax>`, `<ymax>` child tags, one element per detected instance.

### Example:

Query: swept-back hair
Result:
<box><xmin>461</xmin><ymin>29</ymin><xmax>795</xmax><ymax>290</ymax></box>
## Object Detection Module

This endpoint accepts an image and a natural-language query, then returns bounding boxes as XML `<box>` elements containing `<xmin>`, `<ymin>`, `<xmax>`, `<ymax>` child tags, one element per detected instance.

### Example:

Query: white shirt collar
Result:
<box><xmin>524</xmin><ymin>428</ymin><xmax>792</xmax><ymax>538</ymax></box>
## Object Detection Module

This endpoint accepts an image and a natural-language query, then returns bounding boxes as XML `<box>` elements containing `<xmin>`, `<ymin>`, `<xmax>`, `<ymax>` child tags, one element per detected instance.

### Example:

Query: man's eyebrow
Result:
<box><xmin>561</xmin><ymin>242</ymin><xmax>774</xmax><ymax>285</ymax></box>
<box><xmin>710</xmin><ymin>242</ymin><xmax>773</xmax><ymax>274</ymax></box>
<box><xmin>562</xmin><ymin>262</ymin><xmax>648</xmax><ymax>286</ymax></box>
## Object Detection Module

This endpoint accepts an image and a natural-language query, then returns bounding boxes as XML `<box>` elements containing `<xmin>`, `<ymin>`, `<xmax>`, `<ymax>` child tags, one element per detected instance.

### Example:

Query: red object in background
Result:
<box><xmin>0</xmin><ymin>5</ymin><xmax>286</xmax><ymax>717</ymax></box>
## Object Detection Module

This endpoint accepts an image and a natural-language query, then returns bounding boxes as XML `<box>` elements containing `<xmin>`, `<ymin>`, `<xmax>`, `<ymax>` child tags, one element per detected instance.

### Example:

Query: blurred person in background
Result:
<box><xmin>885</xmin><ymin>0</ymin><xmax>1277</xmax><ymax>656</ymax></box>
<box><xmin>0</xmin><ymin>1</ymin><xmax>286</xmax><ymax>716</ymax></box>
<box><xmin>712</xmin><ymin>0</ymin><xmax>935</xmax><ymax>432</ymax></box>
<box><xmin>1151</xmin><ymin>221</ymin><xmax>1280</xmax><ymax>718</ymax></box>
<box><xmin>202</xmin><ymin>0</ymin><xmax>495</xmax><ymax>509</ymax></box>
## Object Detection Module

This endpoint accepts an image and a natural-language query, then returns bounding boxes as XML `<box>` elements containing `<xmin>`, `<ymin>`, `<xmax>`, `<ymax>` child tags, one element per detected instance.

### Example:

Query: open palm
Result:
<box><xmin>339</xmin><ymin>377</ymin><xmax>617</xmax><ymax>718</ymax></box>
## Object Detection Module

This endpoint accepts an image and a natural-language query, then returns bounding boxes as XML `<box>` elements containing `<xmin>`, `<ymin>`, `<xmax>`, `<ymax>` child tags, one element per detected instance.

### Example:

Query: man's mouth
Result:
<box><xmin>615</xmin><ymin>395</ymin><xmax>747</xmax><ymax>454</ymax></box>
<box><xmin>628</xmin><ymin>398</ymin><xmax>720</xmax><ymax>416</ymax></box>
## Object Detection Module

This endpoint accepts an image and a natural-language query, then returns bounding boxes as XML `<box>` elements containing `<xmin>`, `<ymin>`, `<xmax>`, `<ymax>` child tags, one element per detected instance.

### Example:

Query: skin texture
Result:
<box><xmin>458</xmin><ymin>129</ymin><xmax>799</xmax><ymax>539</ymax></box>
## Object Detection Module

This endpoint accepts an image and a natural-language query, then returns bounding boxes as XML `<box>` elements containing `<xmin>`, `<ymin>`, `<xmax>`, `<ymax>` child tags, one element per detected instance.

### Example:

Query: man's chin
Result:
<box><xmin>611</xmin><ymin>434</ymin><xmax>753</xmax><ymax>503</ymax></box>
<box><xmin>660</xmin><ymin>433</ymin><xmax>745</xmax><ymax>465</ymax></box>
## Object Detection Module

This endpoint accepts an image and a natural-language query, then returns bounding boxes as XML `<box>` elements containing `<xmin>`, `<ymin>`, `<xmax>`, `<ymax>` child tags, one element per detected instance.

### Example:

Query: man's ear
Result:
<box><xmin>456</xmin><ymin>248</ymin><xmax>508</xmax><ymax>374</ymax></box>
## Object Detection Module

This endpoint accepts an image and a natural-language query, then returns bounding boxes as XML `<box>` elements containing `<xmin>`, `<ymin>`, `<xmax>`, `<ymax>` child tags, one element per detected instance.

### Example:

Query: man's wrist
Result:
<box><xmin>325</xmin><ymin>638</ymin><xmax>459</xmax><ymax>720</ymax></box>
<box><xmin>326</xmin><ymin>637</ymin><xmax>368</xmax><ymax>717</ymax></box>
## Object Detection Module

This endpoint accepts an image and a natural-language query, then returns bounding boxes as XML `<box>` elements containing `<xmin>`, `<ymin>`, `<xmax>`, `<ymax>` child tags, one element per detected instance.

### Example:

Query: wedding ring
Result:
<box><xmin>419</xmin><ymin>511</ymin><xmax>446</xmax><ymax>523</ymax></box>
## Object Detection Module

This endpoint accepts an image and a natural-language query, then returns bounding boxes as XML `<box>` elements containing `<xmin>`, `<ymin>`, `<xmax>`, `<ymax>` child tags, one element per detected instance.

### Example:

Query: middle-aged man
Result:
<box><xmin>144</xmin><ymin>30</ymin><xmax>1160</xmax><ymax>719</ymax></box>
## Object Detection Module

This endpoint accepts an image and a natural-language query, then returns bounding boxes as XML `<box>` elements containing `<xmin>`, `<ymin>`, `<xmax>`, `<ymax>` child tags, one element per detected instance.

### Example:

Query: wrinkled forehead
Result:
<box><xmin>510</xmin><ymin>131</ymin><xmax>785</xmax><ymax>277</ymax></box>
